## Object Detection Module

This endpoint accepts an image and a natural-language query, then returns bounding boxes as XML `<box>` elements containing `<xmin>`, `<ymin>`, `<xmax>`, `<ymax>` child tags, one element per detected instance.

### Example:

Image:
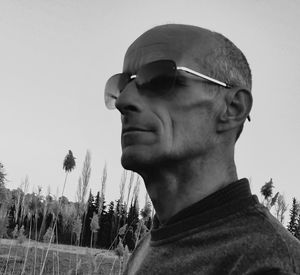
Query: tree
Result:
<box><xmin>43</xmin><ymin>227</ymin><xmax>55</xmax><ymax>243</ymax></box>
<box><xmin>90</xmin><ymin>212</ymin><xmax>100</xmax><ymax>248</ymax></box>
<box><xmin>274</xmin><ymin>194</ymin><xmax>288</xmax><ymax>224</ymax></box>
<box><xmin>96</xmin><ymin>199</ymin><xmax>108</xmax><ymax>248</ymax></box>
<box><xmin>124</xmin><ymin>225</ymin><xmax>136</xmax><ymax>251</ymax></box>
<box><xmin>11</xmin><ymin>187</ymin><xmax>24</xmax><ymax>228</ymax></box>
<box><xmin>73</xmin><ymin>216</ymin><xmax>82</xmax><ymax>245</ymax></box>
<box><xmin>0</xmin><ymin>162</ymin><xmax>7</xmax><ymax>187</ymax></box>
<box><xmin>260</xmin><ymin>178</ymin><xmax>279</xmax><ymax>210</ymax></box>
<box><xmin>32</xmin><ymin>188</ymin><xmax>43</xmax><ymax>240</ymax></box>
<box><xmin>94</xmin><ymin>191</ymin><xmax>101</xmax><ymax>214</ymax></box>
<box><xmin>287</xmin><ymin>198</ymin><xmax>299</xmax><ymax>236</ymax></box>
<box><xmin>141</xmin><ymin>193</ymin><xmax>152</xmax><ymax>222</ymax></box>
<box><xmin>112</xmin><ymin>199</ymin><xmax>127</xmax><ymax>248</ymax></box>
<box><xmin>0</xmin><ymin>166</ymin><xmax>11</xmax><ymax>234</ymax></box>
<box><xmin>39</xmin><ymin>191</ymin><xmax>52</xmax><ymax>241</ymax></box>
<box><xmin>17</xmin><ymin>225</ymin><xmax>26</xmax><ymax>244</ymax></box>
<box><xmin>0</xmin><ymin>186</ymin><xmax>10</xmax><ymax>221</ymax></box>
<box><xmin>127</xmin><ymin>199</ymin><xmax>139</xmax><ymax>236</ymax></box>
<box><xmin>0</xmin><ymin>216</ymin><xmax>9</xmax><ymax>238</ymax></box>
<box><xmin>295</xmin><ymin>215</ymin><xmax>300</xmax><ymax>240</ymax></box>
<box><xmin>19</xmin><ymin>176</ymin><xmax>29</xmax><ymax>227</ymax></box>
<box><xmin>60</xmin><ymin>201</ymin><xmax>77</xmax><ymax>244</ymax></box>
<box><xmin>100</xmin><ymin>201</ymin><xmax>115</xmax><ymax>248</ymax></box>
<box><xmin>22</xmin><ymin>193</ymin><xmax>33</xmax><ymax>235</ymax></box>
<box><xmin>82</xmin><ymin>190</ymin><xmax>95</xmax><ymax>246</ymax></box>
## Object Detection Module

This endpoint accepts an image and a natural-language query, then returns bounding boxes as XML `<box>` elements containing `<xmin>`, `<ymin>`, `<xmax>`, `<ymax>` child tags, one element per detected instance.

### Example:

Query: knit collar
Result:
<box><xmin>151</xmin><ymin>178</ymin><xmax>257</xmax><ymax>242</ymax></box>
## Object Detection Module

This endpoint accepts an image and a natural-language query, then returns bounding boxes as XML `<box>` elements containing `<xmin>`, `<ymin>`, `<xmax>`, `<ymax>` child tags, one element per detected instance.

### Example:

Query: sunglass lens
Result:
<box><xmin>137</xmin><ymin>60</ymin><xmax>177</xmax><ymax>93</ymax></box>
<box><xmin>104</xmin><ymin>73</ymin><xmax>130</xmax><ymax>109</ymax></box>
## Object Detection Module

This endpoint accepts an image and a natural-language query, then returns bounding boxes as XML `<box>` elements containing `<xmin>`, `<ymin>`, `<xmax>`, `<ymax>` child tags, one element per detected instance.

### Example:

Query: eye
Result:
<box><xmin>119</xmin><ymin>78</ymin><xmax>135</xmax><ymax>93</ymax></box>
<box><xmin>174</xmin><ymin>75</ymin><xmax>187</xmax><ymax>87</ymax></box>
<box><xmin>137</xmin><ymin>75</ymin><xmax>175</xmax><ymax>91</ymax></box>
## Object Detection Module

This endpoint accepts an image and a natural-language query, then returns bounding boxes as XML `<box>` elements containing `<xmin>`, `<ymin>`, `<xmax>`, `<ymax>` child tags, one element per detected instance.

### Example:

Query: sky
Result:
<box><xmin>0</xmin><ymin>0</ymin><xmax>299</xmax><ymax>216</ymax></box>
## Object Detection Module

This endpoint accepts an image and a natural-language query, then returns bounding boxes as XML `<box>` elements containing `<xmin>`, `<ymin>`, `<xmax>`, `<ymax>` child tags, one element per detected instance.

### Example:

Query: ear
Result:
<box><xmin>216</xmin><ymin>88</ymin><xmax>252</xmax><ymax>133</ymax></box>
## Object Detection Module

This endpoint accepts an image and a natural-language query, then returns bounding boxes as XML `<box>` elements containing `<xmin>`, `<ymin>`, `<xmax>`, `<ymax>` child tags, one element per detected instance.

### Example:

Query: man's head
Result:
<box><xmin>105</xmin><ymin>24</ymin><xmax>252</xmax><ymax>173</ymax></box>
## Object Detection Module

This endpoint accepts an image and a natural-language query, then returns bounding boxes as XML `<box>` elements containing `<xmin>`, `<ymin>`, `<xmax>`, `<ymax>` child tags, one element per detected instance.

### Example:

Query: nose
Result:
<box><xmin>115</xmin><ymin>81</ymin><xmax>141</xmax><ymax>114</ymax></box>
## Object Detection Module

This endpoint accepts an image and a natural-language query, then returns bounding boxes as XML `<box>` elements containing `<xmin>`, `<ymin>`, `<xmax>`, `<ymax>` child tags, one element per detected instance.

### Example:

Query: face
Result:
<box><xmin>115</xmin><ymin>27</ymin><xmax>222</xmax><ymax>173</ymax></box>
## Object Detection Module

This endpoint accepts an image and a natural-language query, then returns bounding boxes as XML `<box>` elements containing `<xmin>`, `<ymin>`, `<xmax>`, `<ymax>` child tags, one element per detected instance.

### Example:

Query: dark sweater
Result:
<box><xmin>123</xmin><ymin>179</ymin><xmax>300</xmax><ymax>275</ymax></box>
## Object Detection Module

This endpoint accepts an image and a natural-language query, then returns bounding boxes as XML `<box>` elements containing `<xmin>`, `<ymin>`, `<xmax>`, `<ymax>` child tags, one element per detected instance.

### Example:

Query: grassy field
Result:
<box><xmin>0</xmin><ymin>238</ymin><xmax>123</xmax><ymax>275</ymax></box>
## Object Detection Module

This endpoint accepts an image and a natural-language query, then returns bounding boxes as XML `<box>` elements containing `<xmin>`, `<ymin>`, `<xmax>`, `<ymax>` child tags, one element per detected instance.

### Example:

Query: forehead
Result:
<box><xmin>123</xmin><ymin>25</ymin><xmax>214</xmax><ymax>73</ymax></box>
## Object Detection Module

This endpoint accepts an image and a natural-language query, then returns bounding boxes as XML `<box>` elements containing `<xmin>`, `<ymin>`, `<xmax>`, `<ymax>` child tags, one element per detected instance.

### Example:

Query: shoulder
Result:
<box><xmin>234</xmin><ymin>201</ymin><xmax>300</xmax><ymax>274</ymax></box>
<box><xmin>249</xmin><ymin>202</ymin><xmax>300</xmax><ymax>250</ymax></box>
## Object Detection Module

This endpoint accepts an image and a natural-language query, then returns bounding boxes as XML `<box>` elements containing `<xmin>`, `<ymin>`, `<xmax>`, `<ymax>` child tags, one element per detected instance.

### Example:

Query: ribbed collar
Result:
<box><xmin>151</xmin><ymin>178</ymin><xmax>257</xmax><ymax>242</ymax></box>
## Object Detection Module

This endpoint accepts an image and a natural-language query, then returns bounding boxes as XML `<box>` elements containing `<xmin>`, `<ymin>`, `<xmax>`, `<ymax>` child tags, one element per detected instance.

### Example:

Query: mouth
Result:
<box><xmin>122</xmin><ymin>127</ymin><xmax>150</xmax><ymax>135</ymax></box>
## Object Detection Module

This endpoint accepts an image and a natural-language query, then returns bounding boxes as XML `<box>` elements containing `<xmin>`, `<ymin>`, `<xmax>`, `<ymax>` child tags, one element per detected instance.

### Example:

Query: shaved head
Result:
<box><xmin>124</xmin><ymin>24</ymin><xmax>252</xmax><ymax>92</ymax></box>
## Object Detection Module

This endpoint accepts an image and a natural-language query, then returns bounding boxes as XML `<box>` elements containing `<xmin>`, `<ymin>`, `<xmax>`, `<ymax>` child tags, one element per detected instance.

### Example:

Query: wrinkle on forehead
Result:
<box><xmin>123</xmin><ymin>24</ymin><xmax>217</xmax><ymax>73</ymax></box>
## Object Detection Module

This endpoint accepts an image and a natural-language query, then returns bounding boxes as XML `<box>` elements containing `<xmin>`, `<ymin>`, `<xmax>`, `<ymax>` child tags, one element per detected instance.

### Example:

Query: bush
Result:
<box><xmin>43</xmin><ymin>227</ymin><xmax>55</xmax><ymax>243</ymax></box>
<box><xmin>12</xmin><ymin>224</ymin><xmax>18</xmax><ymax>238</ymax></box>
<box><xmin>17</xmin><ymin>225</ymin><xmax>26</xmax><ymax>244</ymax></box>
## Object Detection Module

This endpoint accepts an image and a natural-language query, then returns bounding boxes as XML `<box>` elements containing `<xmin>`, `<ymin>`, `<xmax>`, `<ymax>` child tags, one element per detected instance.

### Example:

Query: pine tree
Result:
<box><xmin>82</xmin><ymin>190</ymin><xmax>95</xmax><ymax>246</ymax></box>
<box><xmin>140</xmin><ymin>193</ymin><xmax>152</xmax><ymax>222</ymax></box>
<box><xmin>97</xmin><ymin>201</ymin><xmax>115</xmax><ymax>248</ymax></box>
<box><xmin>287</xmin><ymin>198</ymin><xmax>299</xmax><ymax>236</ymax></box>
<box><xmin>94</xmin><ymin>191</ymin><xmax>100</xmax><ymax>213</ymax></box>
<box><xmin>113</xmin><ymin>199</ymin><xmax>126</xmax><ymax>248</ymax></box>
<box><xmin>96</xmin><ymin>198</ymin><xmax>107</xmax><ymax>247</ymax></box>
<box><xmin>127</xmin><ymin>199</ymin><xmax>139</xmax><ymax>235</ymax></box>
<box><xmin>90</xmin><ymin>212</ymin><xmax>100</xmax><ymax>248</ymax></box>
<box><xmin>109</xmin><ymin>201</ymin><xmax>116</xmax><ymax>248</ymax></box>
<box><xmin>294</xmin><ymin>214</ymin><xmax>300</xmax><ymax>240</ymax></box>
<box><xmin>124</xmin><ymin>225</ymin><xmax>136</xmax><ymax>251</ymax></box>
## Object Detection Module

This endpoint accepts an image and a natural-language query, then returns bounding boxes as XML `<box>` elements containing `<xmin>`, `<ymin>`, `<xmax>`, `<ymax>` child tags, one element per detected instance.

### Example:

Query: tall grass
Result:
<box><xmin>0</xmin><ymin>155</ymin><xmax>149</xmax><ymax>274</ymax></box>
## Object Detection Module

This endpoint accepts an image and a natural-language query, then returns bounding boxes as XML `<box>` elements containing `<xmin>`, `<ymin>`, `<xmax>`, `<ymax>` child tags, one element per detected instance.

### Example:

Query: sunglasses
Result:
<box><xmin>104</xmin><ymin>59</ymin><xmax>250</xmax><ymax>121</ymax></box>
<box><xmin>104</xmin><ymin>59</ymin><xmax>232</xmax><ymax>109</ymax></box>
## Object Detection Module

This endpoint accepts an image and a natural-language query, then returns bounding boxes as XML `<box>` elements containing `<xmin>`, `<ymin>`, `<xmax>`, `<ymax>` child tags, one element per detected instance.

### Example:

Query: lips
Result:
<box><xmin>122</xmin><ymin>126</ymin><xmax>150</xmax><ymax>135</ymax></box>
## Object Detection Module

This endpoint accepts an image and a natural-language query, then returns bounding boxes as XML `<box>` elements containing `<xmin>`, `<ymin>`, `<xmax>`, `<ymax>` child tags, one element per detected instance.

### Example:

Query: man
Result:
<box><xmin>104</xmin><ymin>24</ymin><xmax>300</xmax><ymax>274</ymax></box>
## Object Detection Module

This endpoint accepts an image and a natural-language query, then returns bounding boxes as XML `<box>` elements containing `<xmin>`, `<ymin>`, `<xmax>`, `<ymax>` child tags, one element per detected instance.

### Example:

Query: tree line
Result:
<box><xmin>0</xmin><ymin>152</ymin><xmax>153</xmax><ymax>252</ymax></box>
<box><xmin>1</xmin><ymin>155</ymin><xmax>300</xmax><ymax>255</ymax></box>
<box><xmin>0</xmin><ymin>183</ymin><xmax>152</xmax><ymax>251</ymax></box>
<box><xmin>260</xmin><ymin>178</ymin><xmax>300</xmax><ymax>239</ymax></box>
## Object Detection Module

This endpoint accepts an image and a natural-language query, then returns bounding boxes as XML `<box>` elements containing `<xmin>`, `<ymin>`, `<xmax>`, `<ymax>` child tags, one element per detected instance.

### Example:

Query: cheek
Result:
<box><xmin>170</xmin><ymin>109</ymin><xmax>216</xmax><ymax>151</ymax></box>
<box><xmin>156</xmin><ymin>112</ymin><xmax>175</xmax><ymax>152</ymax></box>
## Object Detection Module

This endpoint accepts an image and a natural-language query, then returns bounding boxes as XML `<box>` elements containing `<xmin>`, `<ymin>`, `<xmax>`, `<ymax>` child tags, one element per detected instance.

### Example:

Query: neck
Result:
<box><xmin>140</xmin><ymin>152</ymin><xmax>237</xmax><ymax>225</ymax></box>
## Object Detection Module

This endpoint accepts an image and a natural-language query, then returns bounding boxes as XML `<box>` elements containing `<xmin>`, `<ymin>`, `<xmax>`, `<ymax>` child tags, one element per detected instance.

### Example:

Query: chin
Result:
<box><xmin>121</xmin><ymin>151</ymin><xmax>148</xmax><ymax>173</ymax></box>
<box><xmin>120</xmin><ymin>146</ymin><xmax>161</xmax><ymax>173</ymax></box>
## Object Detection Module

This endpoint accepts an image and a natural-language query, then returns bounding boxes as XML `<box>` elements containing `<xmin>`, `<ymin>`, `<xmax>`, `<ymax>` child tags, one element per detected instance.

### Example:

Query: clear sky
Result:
<box><xmin>0</xmin><ymin>0</ymin><xmax>299</xmax><ymax>216</ymax></box>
